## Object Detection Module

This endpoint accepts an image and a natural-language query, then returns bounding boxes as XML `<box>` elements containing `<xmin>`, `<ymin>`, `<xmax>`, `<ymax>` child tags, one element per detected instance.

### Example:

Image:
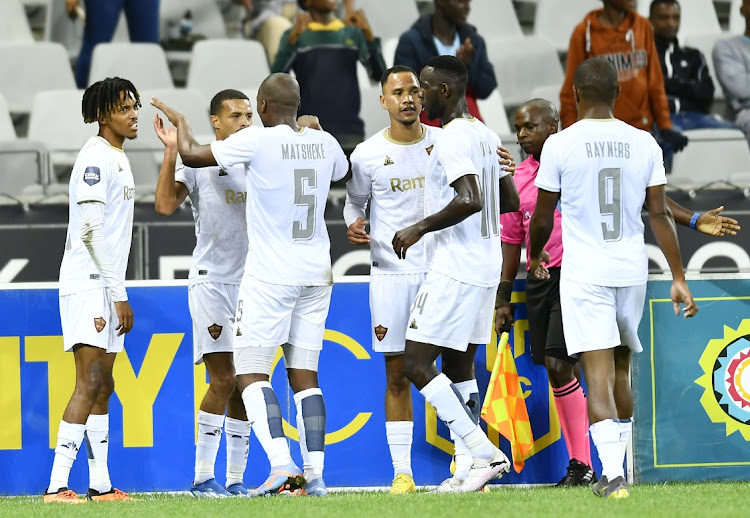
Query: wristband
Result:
<box><xmin>689</xmin><ymin>212</ymin><xmax>699</xmax><ymax>231</ymax></box>
<box><xmin>495</xmin><ymin>280</ymin><xmax>514</xmax><ymax>308</ymax></box>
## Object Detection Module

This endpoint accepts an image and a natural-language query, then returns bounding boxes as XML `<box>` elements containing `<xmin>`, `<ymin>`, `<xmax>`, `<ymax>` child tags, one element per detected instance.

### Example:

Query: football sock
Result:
<box><xmin>48</xmin><ymin>420</ymin><xmax>85</xmax><ymax>493</ymax></box>
<box><xmin>242</xmin><ymin>381</ymin><xmax>293</xmax><ymax>468</ymax></box>
<box><xmin>225</xmin><ymin>417</ymin><xmax>251</xmax><ymax>488</ymax></box>
<box><xmin>385</xmin><ymin>421</ymin><xmax>413</xmax><ymax>478</ymax></box>
<box><xmin>194</xmin><ymin>411</ymin><xmax>224</xmax><ymax>485</ymax></box>
<box><xmin>452</xmin><ymin>380</ymin><xmax>480</xmax><ymax>480</ymax></box>
<box><xmin>617</xmin><ymin>418</ymin><xmax>632</xmax><ymax>473</ymax></box>
<box><xmin>552</xmin><ymin>379</ymin><xmax>592</xmax><ymax>467</ymax></box>
<box><xmin>294</xmin><ymin>388</ymin><xmax>326</xmax><ymax>481</ymax></box>
<box><xmin>85</xmin><ymin>413</ymin><xmax>111</xmax><ymax>493</ymax></box>
<box><xmin>590</xmin><ymin>419</ymin><xmax>624</xmax><ymax>481</ymax></box>
<box><xmin>420</xmin><ymin>374</ymin><xmax>494</xmax><ymax>460</ymax></box>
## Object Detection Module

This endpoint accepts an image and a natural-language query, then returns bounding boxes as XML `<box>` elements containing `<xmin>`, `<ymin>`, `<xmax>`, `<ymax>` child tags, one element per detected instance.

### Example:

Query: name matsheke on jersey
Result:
<box><xmin>281</xmin><ymin>142</ymin><xmax>326</xmax><ymax>160</ymax></box>
<box><xmin>584</xmin><ymin>140</ymin><xmax>631</xmax><ymax>159</ymax></box>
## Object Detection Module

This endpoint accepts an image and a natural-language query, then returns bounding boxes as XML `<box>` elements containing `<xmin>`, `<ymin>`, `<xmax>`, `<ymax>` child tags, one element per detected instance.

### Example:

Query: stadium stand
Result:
<box><xmin>730</xmin><ymin>0</ymin><xmax>745</xmax><ymax>34</ymax></box>
<box><xmin>0</xmin><ymin>0</ymin><xmax>35</xmax><ymax>44</ymax></box>
<box><xmin>88</xmin><ymin>42</ymin><xmax>173</xmax><ymax>88</ymax></box>
<box><xmin>357</xmin><ymin>0</ymin><xmax>419</xmax><ymax>42</ymax></box>
<box><xmin>529</xmin><ymin>84</ymin><xmax>562</xmax><ymax>111</ymax></box>
<box><xmin>132</xmin><ymin>88</ymin><xmax>212</xmax><ymax>149</ymax></box>
<box><xmin>476</xmin><ymin>88</ymin><xmax>512</xmax><ymax>136</ymax></box>
<box><xmin>241</xmin><ymin>88</ymin><xmax>266</xmax><ymax>128</ymax></box>
<box><xmin>0</xmin><ymin>94</ymin><xmax>16</xmax><ymax>141</ymax></box>
<box><xmin>533</xmin><ymin>0</ymin><xmax>600</xmax><ymax>53</ymax></box>
<box><xmin>670</xmin><ymin>128</ymin><xmax>750</xmax><ymax>185</ymax></box>
<box><xmin>468</xmin><ymin>0</ymin><xmax>523</xmax><ymax>39</ymax></box>
<box><xmin>637</xmin><ymin>0</ymin><xmax>722</xmax><ymax>38</ymax></box>
<box><xmin>159</xmin><ymin>0</ymin><xmax>227</xmax><ymax>40</ymax></box>
<box><xmin>359</xmin><ymin>83</ymin><xmax>391</xmax><ymax>139</ymax></box>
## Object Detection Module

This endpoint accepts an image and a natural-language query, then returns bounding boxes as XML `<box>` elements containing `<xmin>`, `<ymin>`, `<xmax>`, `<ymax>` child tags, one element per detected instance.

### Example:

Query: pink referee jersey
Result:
<box><xmin>500</xmin><ymin>155</ymin><xmax>564</xmax><ymax>270</ymax></box>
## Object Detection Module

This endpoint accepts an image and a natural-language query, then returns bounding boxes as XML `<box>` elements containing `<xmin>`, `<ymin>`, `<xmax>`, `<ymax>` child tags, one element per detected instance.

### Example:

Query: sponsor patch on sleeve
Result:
<box><xmin>83</xmin><ymin>166</ymin><xmax>101</xmax><ymax>186</ymax></box>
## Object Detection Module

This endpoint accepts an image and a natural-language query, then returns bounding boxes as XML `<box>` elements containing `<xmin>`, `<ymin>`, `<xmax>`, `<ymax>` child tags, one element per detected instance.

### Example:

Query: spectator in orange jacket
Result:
<box><xmin>559</xmin><ymin>0</ymin><xmax>687</xmax><ymax>163</ymax></box>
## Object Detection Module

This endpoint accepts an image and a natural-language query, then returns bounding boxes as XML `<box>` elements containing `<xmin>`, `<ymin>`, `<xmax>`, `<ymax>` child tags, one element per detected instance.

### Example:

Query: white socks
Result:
<box><xmin>386</xmin><ymin>421</ymin><xmax>413</xmax><ymax>478</ymax></box>
<box><xmin>194</xmin><ymin>411</ymin><xmax>224</xmax><ymax>484</ymax></box>
<box><xmin>85</xmin><ymin>414</ymin><xmax>111</xmax><ymax>493</ymax></box>
<box><xmin>225</xmin><ymin>417</ymin><xmax>251</xmax><ymax>488</ymax></box>
<box><xmin>242</xmin><ymin>381</ymin><xmax>293</xmax><ymax>468</ymax></box>
<box><xmin>420</xmin><ymin>374</ymin><xmax>494</xmax><ymax>460</ymax></box>
<box><xmin>294</xmin><ymin>387</ymin><xmax>326</xmax><ymax>481</ymax></box>
<box><xmin>590</xmin><ymin>418</ymin><xmax>629</xmax><ymax>481</ymax></box>
<box><xmin>452</xmin><ymin>380</ymin><xmax>479</xmax><ymax>480</ymax></box>
<box><xmin>48</xmin><ymin>420</ymin><xmax>85</xmax><ymax>493</ymax></box>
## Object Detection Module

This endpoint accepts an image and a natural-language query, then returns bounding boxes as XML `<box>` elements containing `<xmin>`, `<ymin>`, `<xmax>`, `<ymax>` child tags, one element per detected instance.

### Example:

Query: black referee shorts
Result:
<box><xmin>525</xmin><ymin>267</ymin><xmax>576</xmax><ymax>366</ymax></box>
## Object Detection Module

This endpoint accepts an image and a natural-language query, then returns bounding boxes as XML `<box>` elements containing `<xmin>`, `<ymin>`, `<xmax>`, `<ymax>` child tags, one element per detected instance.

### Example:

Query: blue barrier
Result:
<box><xmin>0</xmin><ymin>280</ymin><xmax>576</xmax><ymax>494</ymax></box>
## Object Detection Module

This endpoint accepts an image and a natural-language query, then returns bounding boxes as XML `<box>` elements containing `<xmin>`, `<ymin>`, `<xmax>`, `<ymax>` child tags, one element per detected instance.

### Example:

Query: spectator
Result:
<box><xmin>559</xmin><ymin>0</ymin><xmax>687</xmax><ymax>162</ymax></box>
<box><xmin>650</xmin><ymin>0</ymin><xmax>734</xmax><ymax>131</ymax></box>
<box><xmin>393</xmin><ymin>0</ymin><xmax>496</xmax><ymax>127</ymax></box>
<box><xmin>237</xmin><ymin>1</ymin><xmax>293</xmax><ymax>65</ymax></box>
<box><xmin>713</xmin><ymin>0</ymin><xmax>750</xmax><ymax>147</ymax></box>
<box><xmin>271</xmin><ymin>0</ymin><xmax>386</xmax><ymax>154</ymax></box>
<box><xmin>66</xmin><ymin>0</ymin><xmax>160</xmax><ymax>88</ymax></box>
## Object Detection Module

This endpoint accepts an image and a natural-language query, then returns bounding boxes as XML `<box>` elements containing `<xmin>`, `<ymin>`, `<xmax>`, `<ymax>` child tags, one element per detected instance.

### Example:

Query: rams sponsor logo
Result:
<box><xmin>390</xmin><ymin>176</ymin><xmax>425</xmax><ymax>192</ymax></box>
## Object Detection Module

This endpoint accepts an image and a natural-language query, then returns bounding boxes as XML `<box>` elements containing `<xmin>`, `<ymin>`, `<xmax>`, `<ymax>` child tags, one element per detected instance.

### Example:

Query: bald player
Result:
<box><xmin>529</xmin><ymin>57</ymin><xmax>697</xmax><ymax>499</ymax></box>
<box><xmin>152</xmin><ymin>73</ymin><xmax>349</xmax><ymax>498</ymax></box>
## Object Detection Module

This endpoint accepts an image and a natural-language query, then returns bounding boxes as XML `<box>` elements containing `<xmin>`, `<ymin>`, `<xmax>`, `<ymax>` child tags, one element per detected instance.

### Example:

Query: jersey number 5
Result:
<box><xmin>598</xmin><ymin>167</ymin><xmax>622</xmax><ymax>241</ymax></box>
<box><xmin>293</xmin><ymin>168</ymin><xmax>317</xmax><ymax>241</ymax></box>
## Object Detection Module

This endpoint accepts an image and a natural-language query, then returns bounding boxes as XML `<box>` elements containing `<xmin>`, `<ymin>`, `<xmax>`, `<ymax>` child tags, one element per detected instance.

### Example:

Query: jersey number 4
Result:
<box><xmin>599</xmin><ymin>168</ymin><xmax>622</xmax><ymax>242</ymax></box>
<box><xmin>293</xmin><ymin>168</ymin><xmax>317</xmax><ymax>241</ymax></box>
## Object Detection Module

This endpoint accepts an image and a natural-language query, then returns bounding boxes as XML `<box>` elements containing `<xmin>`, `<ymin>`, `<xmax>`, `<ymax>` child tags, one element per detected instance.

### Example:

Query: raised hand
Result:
<box><xmin>497</xmin><ymin>145</ymin><xmax>515</xmax><ymax>175</ymax></box>
<box><xmin>290</xmin><ymin>12</ymin><xmax>312</xmax><ymax>44</ymax></box>
<box><xmin>151</xmin><ymin>97</ymin><xmax>185</xmax><ymax>128</ymax></box>
<box><xmin>153</xmin><ymin>114</ymin><xmax>177</xmax><ymax>148</ymax></box>
<box><xmin>696</xmin><ymin>206</ymin><xmax>741</xmax><ymax>237</ymax></box>
<box><xmin>456</xmin><ymin>37</ymin><xmax>475</xmax><ymax>66</ymax></box>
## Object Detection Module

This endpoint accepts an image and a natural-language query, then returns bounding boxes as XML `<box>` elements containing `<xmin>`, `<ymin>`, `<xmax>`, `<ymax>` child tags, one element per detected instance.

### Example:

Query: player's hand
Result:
<box><xmin>392</xmin><ymin>223</ymin><xmax>424</xmax><ymax>259</ymax></box>
<box><xmin>289</xmin><ymin>12</ymin><xmax>312</xmax><ymax>44</ymax></box>
<box><xmin>151</xmin><ymin>97</ymin><xmax>185</xmax><ymax>128</ymax></box>
<box><xmin>298</xmin><ymin>115</ymin><xmax>322</xmax><ymax>130</ymax></box>
<box><xmin>114</xmin><ymin>300</ymin><xmax>134</xmax><ymax>336</ymax></box>
<box><xmin>65</xmin><ymin>0</ymin><xmax>79</xmax><ymax>16</ymax></box>
<box><xmin>153</xmin><ymin>114</ymin><xmax>177</xmax><ymax>149</ymax></box>
<box><xmin>697</xmin><ymin>206</ymin><xmax>740</xmax><ymax>237</ymax></box>
<box><xmin>348</xmin><ymin>217</ymin><xmax>370</xmax><ymax>245</ymax></box>
<box><xmin>528</xmin><ymin>250</ymin><xmax>551</xmax><ymax>280</ymax></box>
<box><xmin>346</xmin><ymin>9</ymin><xmax>374</xmax><ymax>41</ymax></box>
<box><xmin>456</xmin><ymin>37</ymin><xmax>475</xmax><ymax>66</ymax></box>
<box><xmin>495</xmin><ymin>304</ymin><xmax>515</xmax><ymax>335</ymax></box>
<box><xmin>497</xmin><ymin>145</ymin><xmax>515</xmax><ymax>175</ymax></box>
<box><xmin>670</xmin><ymin>279</ymin><xmax>698</xmax><ymax>318</ymax></box>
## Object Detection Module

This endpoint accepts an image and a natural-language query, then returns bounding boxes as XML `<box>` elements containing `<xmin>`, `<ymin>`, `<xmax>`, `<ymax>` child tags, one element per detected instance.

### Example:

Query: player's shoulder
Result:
<box><xmin>424</xmin><ymin>124</ymin><xmax>442</xmax><ymax>143</ymax></box>
<box><xmin>74</xmin><ymin>137</ymin><xmax>118</xmax><ymax>170</ymax></box>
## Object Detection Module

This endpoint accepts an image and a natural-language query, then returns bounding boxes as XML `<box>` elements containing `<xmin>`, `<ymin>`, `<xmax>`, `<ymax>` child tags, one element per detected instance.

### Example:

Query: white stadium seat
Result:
<box><xmin>359</xmin><ymin>84</ymin><xmax>390</xmax><ymax>139</ymax></box>
<box><xmin>0</xmin><ymin>93</ymin><xmax>16</xmax><ymax>141</ymax></box>
<box><xmin>187</xmin><ymin>40</ymin><xmax>270</xmax><ymax>101</ymax></box>
<box><xmin>135</xmin><ymin>89</ymin><xmax>212</xmax><ymax>150</ymax></box>
<box><xmin>159</xmin><ymin>0</ymin><xmax>227</xmax><ymax>40</ymax></box>
<box><xmin>730</xmin><ymin>0</ymin><xmax>745</xmax><ymax>34</ymax></box>
<box><xmin>529</xmin><ymin>84</ymin><xmax>562</xmax><ymax>112</ymax></box>
<box><xmin>469</xmin><ymin>0</ymin><xmax>523</xmax><ymax>39</ymax></box>
<box><xmin>477</xmin><ymin>88</ymin><xmax>511</xmax><ymax>136</ymax></box>
<box><xmin>0</xmin><ymin>0</ymin><xmax>35</xmax><ymax>44</ymax></box>
<box><xmin>88</xmin><ymin>43</ymin><xmax>174</xmax><ymax>88</ymax></box>
<box><xmin>534</xmin><ymin>0</ymin><xmax>600</xmax><ymax>53</ymax></box>
<box><xmin>357</xmin><ymin>0</ymin><xmax>419</xmax><ymax>42</ymax></box>
<box><xmin>670</xmin><ymin>128</ymin><xmax>750</xmax><ymax>185</ymax></box>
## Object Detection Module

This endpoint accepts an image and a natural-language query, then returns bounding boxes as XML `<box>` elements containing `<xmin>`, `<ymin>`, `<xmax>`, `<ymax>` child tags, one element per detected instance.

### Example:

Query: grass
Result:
<box><xmin>2</xmin><ymin>483</ymin><xmax>749</xmax><ymax>517</ymax></box>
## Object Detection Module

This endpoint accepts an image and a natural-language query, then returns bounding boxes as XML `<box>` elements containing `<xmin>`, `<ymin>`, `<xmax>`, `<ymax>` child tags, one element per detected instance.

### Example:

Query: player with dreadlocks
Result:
<box><xmin>45</xmin><ymin>77</ymin><xmax>140</xmax><ymax>504</ymax></box>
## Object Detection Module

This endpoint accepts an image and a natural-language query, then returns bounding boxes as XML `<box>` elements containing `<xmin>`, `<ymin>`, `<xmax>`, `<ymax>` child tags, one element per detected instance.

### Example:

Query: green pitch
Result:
<box><xmin>3</xmin><ymin>483</ymin><xmax>749</xmax><ymax>518</ymax></box>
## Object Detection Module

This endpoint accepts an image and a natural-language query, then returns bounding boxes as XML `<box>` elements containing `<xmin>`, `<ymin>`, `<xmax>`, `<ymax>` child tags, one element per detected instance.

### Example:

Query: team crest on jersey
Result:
<box><xmin>208</xmin><ymin>323</ymin><xmax>223</xmax><ymax>340</ymax></box>
<box><xmin>83</xmin><ymin>166</ymin><xmax>101</xmax><ymax>186</ymax></box>
<box><xmin>374</xmin><ymin>325</ymin><xmax>388</xmax><ymax>341</ymax></box>
<box><xmin>425</xmin><ymin>145</ymin><xmax>434</xmax><ymax>155</ymax></box>
<box><xmin>236</xmin><ymin>327</ymin><xmax>242</xmax><ymax>337</ymax></box>
<box><xmin>409</xmin><ymin>319</ymin><xmax>418</xmax><ymax>329</ymax></box>
<box><xmin>384</xmin><ymin>156</ymin><xmax>394</xmax><ymax>166</ymax></box>
<box><xmin>219</xmin><ymin>169</ymin><xmax>228</xmax><ymax>176</ymax></box>
<box><xmin>94</xmin><ymin>317</ymin><xmax>106</xmax><ymax>333</ymax></box>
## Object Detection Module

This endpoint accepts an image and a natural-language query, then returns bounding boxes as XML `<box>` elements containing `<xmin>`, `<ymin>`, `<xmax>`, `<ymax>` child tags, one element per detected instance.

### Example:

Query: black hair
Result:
<box><xmin>297</xmin><ymin>0</ymin><xmax>307</xmax><ymax>11</ymax></box>
<box><xmin>573</xmin><ymin>57</ymin><xmax>619</xmax><ymax>105</ymax></box>
<box><xmin>210</xmin><ymin>89</ymin><xmax>250</xmax><ymax>116</ymax></box>
<box><xmin>649</xmin><ymin>0</ymin><xmax>680</xmax><ymax>16</ymax></box>
<box><xmin>380</xmin><ymin>65</ymin><xmax>419</xmax><ymax>89</ymax></box>
<box><xmin>82</xmin><ymin>77</ymin><xmax>140</xmax><ymax>124</ymax></box>
<box><xmin>424</xmin><ymin>55</ymin><xmax>468</xmax><ymax>93</ymax></box>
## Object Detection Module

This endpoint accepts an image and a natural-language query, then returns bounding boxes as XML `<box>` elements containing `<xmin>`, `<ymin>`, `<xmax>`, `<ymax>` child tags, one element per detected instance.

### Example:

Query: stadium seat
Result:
<box><xmin>382</xmin><ymin>38</ymin><xmax>399</xmax><ymax>69</ymax></box>
<box><xmin>468</xmin><ymin>0</ymin><xmax>523</xmax><ymax>39</ymax></box>
<box><xmin>529</xmin><ymin>84</ymin><xmax>562</xmax><ymax>111</ymax></box>
<box><xmin>0</xmin><ymin>0</ymin><xmax>35</xmax><ymax>44</ymax></box>
<box><xmin>359</xmin><ymin>84</ymin><xmax>390</xmax><ymax>139</ymax></box>
<box><xmin>88</xmin><ymin>43</ymin><xmax>174</xmax><ymax>88</ymax></box>
<box><xmin>0</xmin><ymin>93</ymin><xmax>16</xmax><ymax>141</ymax></box>
<box><xmin>0</xmin><ymin>43</ymin><xmax>77</xmax><ymax>114</ymax></box>
<box><xmin>187</xmin><ymin>40</ymin><xmax>269</xmax><ymax>101</ymax></box>
<box><xmin>730</xmin><ymin>0</ymin><xmax>744</xmax><ymax>34</ymax></box>
<box><xmin>682</xmin><ymin>33</ymin><xmax>726</xmax><ymax>101</ymax></box>
<box><xmin>477</xmin><ymin>88</ymin><xmax>511</xmax><ymax>136</ymax></box>
<box><xmin>636</xmin><ymin>0</ymin><xmax>721</xmax><ymax>38</ymax></box>
<box><xmin>486</xmin><ymin>35</ymin><xmax>564</xmax><ymax>108</ymax></box>
<box><xmin>0</xmin><ymin>140</ymin><xmax>50</xmax><ymax>198</ymax></box>
<box><xmin>135</xmin><ymin>88</ymin><xmax>212</xmax><ymax>150</ymax></box>
<box><xmin>534</xmin><ymin>0</ymin><xmax>600</xmax><ymax>53</ymax></box>
<box><xmin>670</xmin><ymin>128</ymin><xmax>750</xmax><ymax>185</ymax></box>
<box><xmin>159</xmin><ymin>0</ymin><xmax>227</xmax><ymax>40</ymax></box>
<box><xmin>356</xmin><ymin>0</ymin><xmax>419</xmax><ymax>42</ymax></box>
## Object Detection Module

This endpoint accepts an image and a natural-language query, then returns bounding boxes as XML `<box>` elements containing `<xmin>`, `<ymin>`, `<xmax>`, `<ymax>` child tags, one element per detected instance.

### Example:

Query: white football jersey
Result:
<box><xmin>535</xmin><ymin>119</ymin><xmax>667</xmax><ymax>287</ymax></box>
<box><xmin>176</xmin><ymin>160</ymin><xmax>248</xmax><ymax>286</ymax></box>
<box><xmin>59</xmin><ymin>136</ymin><xmax>135</xmax><ymax>295</ymax></box>
<box><xmin>348</xmin><ymin>124</ymin><xmax>440</xmax><ymax>274</ymax></box>
<box><xmin>211</xmin><ymin>125</ymin><xmax>348</xmax><ymax>286</ymax></box>
<box><xmin>425</xmin><ymin>118</ymin><xmax>510</xmax><ymax>287</ymax></box>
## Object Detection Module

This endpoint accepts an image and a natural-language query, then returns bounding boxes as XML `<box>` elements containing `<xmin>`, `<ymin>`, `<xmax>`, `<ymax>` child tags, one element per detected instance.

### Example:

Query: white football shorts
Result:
<box><xmin>559</xmin><ymin>276</ymin><xmax>647</xmax><ymax>356</ymax></box>
<box><xmin>189</xmin><ymin>282</ymin><xmax>239</xmax><ymax>365</ymax></box>
<box><xmin>404</xmin><ymin>270</ymin><xmax>496</xmax><ymax>352</ymax></box>
<box><xmin>233</xmin><ymin>275</ymin><xmax>332</xmax><ymax>351</ymax></box>
<box><xmin>369</xmin><ymin>272</ymin><xmax>426</xmax><ymax>353</ymax></box>
<box><xmin>59</xmin><ymin>287</ymin><xmax>124</xmax><ymax>353</ymax></box>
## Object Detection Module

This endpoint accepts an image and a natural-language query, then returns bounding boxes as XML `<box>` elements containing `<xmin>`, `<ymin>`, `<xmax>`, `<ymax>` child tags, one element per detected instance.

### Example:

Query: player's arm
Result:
<box><xmin>499</xmin><ymin>174</ymin><xmax>519</xmax><ymax>214</ymax></box>
<box><xmin>344</xmin><ymin>150</ymin><xmax>371</xmax><ymax>245</ymax></box>
<box><xmin>646</xmin><ymin>185</ymin><xmax>698</xmax><ymax>317</ymax></box>
<box><xmin>153</xmin><ymin>114</ymin><xmax>189</xmax><ymax>216</ymax></box>
<box><xmin>151</xmin><ymin>97</ymin><xmax>217</xmax><ymax>168</ymax></box>
<box><xmin>665</xmin><ymin>197</ymin><xmax>740</xmax><ymax>237</ymax></box>
<box><xmin>495</xmin><ymin>241</ymin><xmax>521</xmax><ymax>335</ymax></box>
<box><xmin>528</xmin><ymin>188</ymin><xmax>558</xmax><ymax>280</ymax></box>
<box><xmin>392</xmin><ymin>174</ymin><xmax>482</xmax><ymax>259</ymax></box>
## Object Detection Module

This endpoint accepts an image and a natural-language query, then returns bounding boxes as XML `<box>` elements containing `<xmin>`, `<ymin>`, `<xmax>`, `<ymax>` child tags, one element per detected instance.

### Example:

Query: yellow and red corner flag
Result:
<box><xmin>481</xmin><ymin>332</ymin><xmax>534</xmax><ymax>473</ymax></box>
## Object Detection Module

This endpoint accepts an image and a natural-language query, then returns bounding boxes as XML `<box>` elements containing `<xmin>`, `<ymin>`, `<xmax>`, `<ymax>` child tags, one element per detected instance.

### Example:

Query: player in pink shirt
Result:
<box><xmin>496</xmin><ymin>98</ymin><xmax>740</xmax><ymax>487</ymax></box>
